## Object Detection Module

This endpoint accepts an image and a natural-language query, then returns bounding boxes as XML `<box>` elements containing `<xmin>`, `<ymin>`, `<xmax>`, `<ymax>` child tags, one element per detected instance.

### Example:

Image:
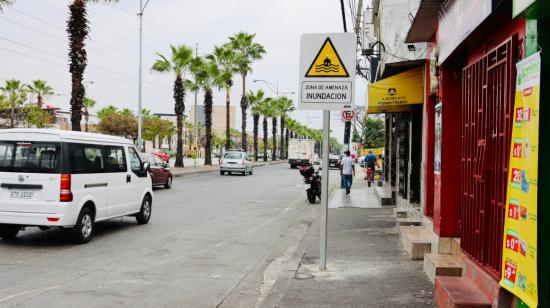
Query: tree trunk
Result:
<box><xmin>285</xmin><ymin>128</ymin><xmax>290</xmax><ymax>160</ymax></box>
<box><xmin>279</xmin><ymin>116</ymin><xmax>285</xmax><ymax>159</ymax></box>
<box><xmin>173</xmin><ymin>75</ymin><xmax>186</xmax><ymax>167</ymax></box>
<box><xmin>263</xmin><ymin>117</ymin><xmax>268</xmax><ymax>161</ymax></box>
<box><xmin>67</xmin><ymin>0</ymin><xmax>88</xmax><ymax>131</ymax></box>
<box><xmin>271</xmin><ymin>117</ymin><xmax>277</xmax><ymax>161</ymax></box>
<box><xmin>253</xmin><ymin>113</ymin><xmax>259</xmax><ymax>161</ymax></box>
<box><xmin>37</xmin><ymin>93</ymin><xmax>43</xmax><ymax>108</ymax></box>
<box><xmin>240</xmin><ymin>73</ymin><xmax>248</xmax><ymax>151</ymax></box>
<box><xmin>204</xmin><ymin>90</ymin><xmax>213</xmax><ymax>165</ymax></box>
<box><xmin>225</xmin><ymin>84</ymin><xmax>231</xmax><ymax>150</ymax></box>
<box><xmin>84</xmin><ymin>110</ymin><xmax>89</xmax><ymax>132</ymax></box>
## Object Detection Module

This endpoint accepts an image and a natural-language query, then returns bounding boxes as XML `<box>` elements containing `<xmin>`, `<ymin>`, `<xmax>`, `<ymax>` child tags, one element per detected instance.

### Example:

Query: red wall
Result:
<box><xmin>433</xmin><ymin>57</ymin><xmax>462</xmax><ymax>237</ymax></box>
<box><xmin>423</xmin><ymin>60</ymin><xmax>435</xmax><ymax>218</ymax></box>
<box><xmin>432</xmin><ymin>14</ymin><xmax>526</xmax><ymax>238</ymax></box>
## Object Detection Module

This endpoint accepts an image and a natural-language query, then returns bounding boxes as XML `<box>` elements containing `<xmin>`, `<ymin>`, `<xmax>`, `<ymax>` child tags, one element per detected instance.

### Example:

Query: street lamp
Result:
<box><xmin>252</xmin><ymin>79</ymin><xmax>295</xmax><ymax>98</ymax></box>
<box><xmin>137</xmin><ymin>0</ymin><xmax>152</xmax><ymax>151</ymax></box>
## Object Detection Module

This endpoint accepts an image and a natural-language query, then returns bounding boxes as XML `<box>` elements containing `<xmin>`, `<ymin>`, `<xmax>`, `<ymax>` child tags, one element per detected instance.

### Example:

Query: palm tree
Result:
<box><xmin>83</xmin><ymin>96</ymin><xmax>96</xmax><ymax>132</ymax></box>
<box><xmin>27</xmin><ymin>80</ymin><xmax>54</xmax><ymax>109</ymax></box>
<box><xmin>260</xmin><ymin>99</ymin><xmax>271</xmax><ymax>162</ymax></box>
<box><xmin>196</xmin><ymin>57</ymin><xmax>230</xmax><ymax>165</ymax></box>
<box><xmin>0</xmin><ymin>79</ymin><xmax>27</xmax><ymax>127</ymax></box>
<box><xmin>265</xmin><ymin>100</ymin><xmax>279</xmax><ymax>161</ymax></box>
<box><xmin>152</xmin><ymin>44</ymin><xmax>193</xmax><ymax>168</ymax></box>
<box><xmin>0</xmin><ymin>0</ymin><xmax>14</xmax><ymax>12</ymax></box>
<box><xmin>229</xmin><ymin>32</ymin><xmax>266</xmax><ymax>152</ymax></box>
<box><xmin>67</xmin><ymin>0</ymin><xmax>118</xmax><ymax>131</ymax></box>
<box><xmin>248</xmin><ymin>89</ymin><xmax>268</xmax><ymax>161</ymax></box>
<box><xmin>276</xmin><ymin>96</ymin><xmax>295</xmax><ymax>160</ymax></box>
<box><xmin>184</xmin><ymin>54</ymin><xmax>202</xmax><ymax>149</ymax></box>
<box><xmin>209</xmin><ymin>45</ymin><xmax>238</xmax><ymax>150</ymax></box>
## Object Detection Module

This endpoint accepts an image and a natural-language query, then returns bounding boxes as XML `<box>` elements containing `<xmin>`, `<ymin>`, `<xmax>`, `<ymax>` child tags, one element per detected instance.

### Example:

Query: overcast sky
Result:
<box><xmin>0</xmin><ymin>0</ymin><xmax>368</xmax><ymax>142</ymax></box>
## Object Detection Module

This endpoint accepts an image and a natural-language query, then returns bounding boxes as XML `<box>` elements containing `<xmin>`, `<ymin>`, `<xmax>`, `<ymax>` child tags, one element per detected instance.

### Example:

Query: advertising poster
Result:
<box><xmin>434</xmin><ymin>103</ymin><xmax>442</xmax><ymax>175</ymax></box>
<box><xmin>499</xmin><ymin>52</ymin><xmax>540</xmax><ymax>308</ymax></box>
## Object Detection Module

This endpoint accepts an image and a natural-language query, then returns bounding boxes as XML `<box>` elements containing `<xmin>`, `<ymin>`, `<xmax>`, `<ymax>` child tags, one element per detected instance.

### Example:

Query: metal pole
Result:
<box><xmin>320</xmin><ymin>110</ymin><xmax>330</xmax><ymax>270</ymax></box>
<box><xmin>194</xmin><ymin>43</ymin><xmax>198</xmax><ymax>147</ymax></box>
<box><xmin>137</xmin><ymin>0</ymin><xmax>143</xmax><ymax>151</ymax></box>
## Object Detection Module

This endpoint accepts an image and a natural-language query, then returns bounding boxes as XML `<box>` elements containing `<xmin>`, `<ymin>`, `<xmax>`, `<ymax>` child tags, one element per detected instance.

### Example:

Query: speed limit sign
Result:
<box><xmin>341</xmin><ymin>109</ymin><xmax>355</xmax><ymax>122</ymax></box>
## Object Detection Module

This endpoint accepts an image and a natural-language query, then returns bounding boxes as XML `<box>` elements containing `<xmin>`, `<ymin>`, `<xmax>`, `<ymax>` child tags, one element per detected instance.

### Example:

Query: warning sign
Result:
<box><xmin>305</xmin><ymin>38</ymin><xmax>350</xmax><ymax>78</ymax></box>
<box><xmin>299</xmin><ymin>33</ymin><xmax>356</xmax><ymax>111</ymax></box>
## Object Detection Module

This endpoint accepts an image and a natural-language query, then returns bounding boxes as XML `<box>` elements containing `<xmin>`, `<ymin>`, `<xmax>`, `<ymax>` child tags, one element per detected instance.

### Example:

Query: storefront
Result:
<box><xmin>368</xmin><ymin>65</ymin><xmax>425</xmax><ymax>206</ymax></box>
<box><xmin>405</xmin><ymin>0</ymin><xmax>548</xmax><ymax>306</ymax></box>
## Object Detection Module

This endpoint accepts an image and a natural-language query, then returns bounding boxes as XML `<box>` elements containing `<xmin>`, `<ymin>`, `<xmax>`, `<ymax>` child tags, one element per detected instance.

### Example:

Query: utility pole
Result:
<box><xmin>138</xmin><ymin>0</ymin><xmax>151</xmax><ymax>151</ymax></box>
<box><xmin>194</xmin><ymin>43</ymin><xmax>198</xmax><ymax>148</ymax></box>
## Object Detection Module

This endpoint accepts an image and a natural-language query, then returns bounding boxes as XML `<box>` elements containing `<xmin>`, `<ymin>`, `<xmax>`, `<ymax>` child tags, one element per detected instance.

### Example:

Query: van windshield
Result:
<box><xmin>0</xmin><ymin>141</ymin><xmax>61</xmax><ymax>173</ymax></box>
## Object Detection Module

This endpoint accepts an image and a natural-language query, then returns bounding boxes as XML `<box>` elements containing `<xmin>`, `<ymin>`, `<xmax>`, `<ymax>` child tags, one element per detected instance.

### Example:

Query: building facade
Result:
<box><xmin>370</xmin><ymin>0</ymin><xmax>549</xmax><ymax>306</ymax></box>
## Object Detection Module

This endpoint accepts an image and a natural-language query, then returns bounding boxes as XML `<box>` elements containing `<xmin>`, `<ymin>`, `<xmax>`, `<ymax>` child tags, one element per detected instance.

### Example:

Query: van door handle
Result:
<box><xmin>126</xmin><ymin>175</ymin><xmax>131</xmax><ymax>183</ymax></box>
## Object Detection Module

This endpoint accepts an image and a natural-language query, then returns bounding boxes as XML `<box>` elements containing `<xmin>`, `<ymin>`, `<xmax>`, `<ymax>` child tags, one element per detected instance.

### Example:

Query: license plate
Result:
<box><xmin>10</xmin><ymin>190</ymin><xmax>34</xmax><ymax>199</ymax></box>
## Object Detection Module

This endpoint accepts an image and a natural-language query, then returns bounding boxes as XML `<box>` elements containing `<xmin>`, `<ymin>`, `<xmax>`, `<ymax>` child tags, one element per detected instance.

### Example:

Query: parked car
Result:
<box><xmin>143</xmin><ymin>153</ymin><xmax>172</xmax><ymax>189</ymax></box>
<box><xmin>219</xmin><ymin>151</ymin><xmax>253</xmax><ymax>176</ymax></box>
<box><xmin>0</xmin><ymin>129</ymin><xmax>153</xmax><ymax>243</ymax></box>
<box><xmin>152</xmin><ymin>149</ymin><xmax>170</xmax><ymax>162</ymax></box>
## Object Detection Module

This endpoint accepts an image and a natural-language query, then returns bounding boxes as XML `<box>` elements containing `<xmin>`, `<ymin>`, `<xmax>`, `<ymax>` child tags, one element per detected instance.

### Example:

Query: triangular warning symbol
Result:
<box><xmin>305</xmin><ymin>37</ymin><xmax>350</xmax><ymax>78</ymax></box>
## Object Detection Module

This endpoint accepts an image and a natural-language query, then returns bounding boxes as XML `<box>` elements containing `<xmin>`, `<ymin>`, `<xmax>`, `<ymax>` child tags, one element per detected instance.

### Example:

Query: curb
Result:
<box><xmin>171</xmin><ymin>160</ymin><xmax>287</xmax><ymax>178</ymax></box>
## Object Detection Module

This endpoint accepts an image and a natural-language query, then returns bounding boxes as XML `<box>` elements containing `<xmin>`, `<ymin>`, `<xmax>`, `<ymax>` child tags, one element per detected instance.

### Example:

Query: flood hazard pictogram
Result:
<box><xmin>305</xmin><ymin>37</ymin><xmax>350</xmax><ymax>78</ymax></box>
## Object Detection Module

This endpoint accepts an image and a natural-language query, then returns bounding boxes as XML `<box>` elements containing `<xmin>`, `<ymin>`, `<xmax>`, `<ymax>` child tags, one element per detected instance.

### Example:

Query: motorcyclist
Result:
<box><xmin>364</xmin><ymin>151</ymin><xmax>377</xmax><ymax>186</ymax></box>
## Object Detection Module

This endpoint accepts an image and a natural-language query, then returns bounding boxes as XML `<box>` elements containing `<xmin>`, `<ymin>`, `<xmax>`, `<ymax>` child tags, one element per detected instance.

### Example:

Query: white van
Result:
<box><xmin>0</xmin><ymin>129</ymin><xmax>153</xmax><ymax>243</ymax></box>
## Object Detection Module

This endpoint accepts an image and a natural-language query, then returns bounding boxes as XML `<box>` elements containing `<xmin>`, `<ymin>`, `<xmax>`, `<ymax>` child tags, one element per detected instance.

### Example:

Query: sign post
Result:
<box><xmin>299</xmin><ymin>33</ymin><xmax>356</xmax><ymax>270</ymax></box>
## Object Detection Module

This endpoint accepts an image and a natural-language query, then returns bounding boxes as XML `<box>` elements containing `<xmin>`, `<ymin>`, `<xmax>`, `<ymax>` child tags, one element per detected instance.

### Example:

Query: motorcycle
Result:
<box><xmin>300</xmin><ymin>165</ymin><xmax>321</xmax><ymax>204</ymax></box>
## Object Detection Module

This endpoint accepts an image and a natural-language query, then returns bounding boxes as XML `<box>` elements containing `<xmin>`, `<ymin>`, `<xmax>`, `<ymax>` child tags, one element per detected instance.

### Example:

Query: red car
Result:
<box><xmin>144</xmin><ymin>153</ymin><xmax>173</xmax><ymax>189</ymax></box>
<box><xmin>152</xmin><ymin>149</ymin><xmax>170</xmax><ymax>162</ymax></box>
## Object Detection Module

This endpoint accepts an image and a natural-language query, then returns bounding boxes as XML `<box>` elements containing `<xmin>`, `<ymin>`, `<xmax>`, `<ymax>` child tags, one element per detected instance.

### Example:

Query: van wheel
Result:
<box><xmin>164</xmin><ymin>176</ymin><xmax>172</xmax><ymax>189</ymax></box>
<box><xmin>249</xmin><ymin>169</ymin><xmax>253</xmax><ymax>175</ymax></box>
<box><xmin>0</xmin><ymin>224</ymin><xmax>20</xmax><ymax>240</ymax></box>
<box><xmin>136</xmin><ymin>196</ymin><xmax>152</xmax><ymax>225</ymax></box>
<box><xmin>71</xmin><ymin>208</ymin><xmax>94</xmax><ymax>244</ymax></box>
<box><xmin>220</xmin><ymin>171</ymin><xmax>225</xmax><ymax>176</ymax></box>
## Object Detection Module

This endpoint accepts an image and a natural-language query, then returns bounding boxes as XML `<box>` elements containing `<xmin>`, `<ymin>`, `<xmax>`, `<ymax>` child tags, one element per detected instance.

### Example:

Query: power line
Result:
<box><xmin>0</xmin><ymin>35</ymin><xmax>166</xmax><ymax>88</ymax></box>
<box><xmin>0</xmin><ymin>45</ymin><xmax>167</xmax><ymax>91</ymax></box>
<box><xmin>0</xmin><ymin>14</ymin><xmax>156</xmax><ymax>64</ymax></box>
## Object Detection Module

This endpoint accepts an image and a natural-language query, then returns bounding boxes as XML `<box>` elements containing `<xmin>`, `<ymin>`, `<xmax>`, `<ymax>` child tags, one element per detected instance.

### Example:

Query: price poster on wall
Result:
<box><xmin>499</xmin><ymin>52</ymin><xmax>540</xmax><ymax>308</ymax></box>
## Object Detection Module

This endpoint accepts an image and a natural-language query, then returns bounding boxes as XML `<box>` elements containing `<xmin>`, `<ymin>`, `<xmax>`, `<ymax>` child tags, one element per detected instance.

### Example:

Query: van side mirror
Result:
<box><xmin>142</xmin><ymin>162</ymin><xmax>150</xmax><ymax>172</ymax></box>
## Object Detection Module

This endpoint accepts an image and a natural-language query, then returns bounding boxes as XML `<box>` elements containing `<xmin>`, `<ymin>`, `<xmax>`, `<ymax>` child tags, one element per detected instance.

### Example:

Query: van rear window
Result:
<box><xmin>0</xmin><ymin>141</ymin><xmax>61</xmax><ymax>173</ymax></box>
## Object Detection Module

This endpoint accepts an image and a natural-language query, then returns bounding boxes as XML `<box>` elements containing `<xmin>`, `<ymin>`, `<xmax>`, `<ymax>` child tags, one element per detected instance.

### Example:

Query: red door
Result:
<box><xmin>460</xmin><ymin>36</ymin><xmax>517</xmax><ymax>278</ymax></box>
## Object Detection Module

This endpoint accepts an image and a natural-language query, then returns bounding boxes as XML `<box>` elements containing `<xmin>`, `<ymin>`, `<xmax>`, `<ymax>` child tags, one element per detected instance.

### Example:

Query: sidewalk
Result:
<box><xmin>261</xmin><ymin>171</ymin><xmax>435</xmax><ymax>308</ymax></box>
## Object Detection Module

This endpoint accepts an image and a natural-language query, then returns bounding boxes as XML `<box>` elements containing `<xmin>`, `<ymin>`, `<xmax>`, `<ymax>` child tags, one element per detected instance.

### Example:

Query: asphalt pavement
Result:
<box><xmin>0</xmin><ymin>164</ymin><xmax>339</xmax><ymax>307</ymax></box>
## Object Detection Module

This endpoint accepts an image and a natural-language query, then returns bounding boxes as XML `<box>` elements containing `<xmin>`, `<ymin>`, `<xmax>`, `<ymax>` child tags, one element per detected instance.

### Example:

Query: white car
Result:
<box><xmin>0</xmin><ymin>129</ymin><xmax>153</xmax><ymax>243</ymax></box>
<box><xmin>219</xmin><ymin>151</ymin><xmax>253</xmax><ymax>176</ymax></box>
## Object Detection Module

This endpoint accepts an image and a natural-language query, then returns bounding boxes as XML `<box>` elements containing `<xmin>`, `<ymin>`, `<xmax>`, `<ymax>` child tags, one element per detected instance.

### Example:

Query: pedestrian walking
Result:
<box><xmin>340</xmin><ymin>150</ymin><xmax>355</xmax><ymax>195</ymax></box>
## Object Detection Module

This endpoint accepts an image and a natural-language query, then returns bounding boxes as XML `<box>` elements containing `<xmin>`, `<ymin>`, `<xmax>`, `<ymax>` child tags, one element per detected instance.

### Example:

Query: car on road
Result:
<box><xmin>0</xmin><ymin>129</ymin><xmax>153</xmax><ymax>243</ymax></box>
<box><xmin>143</xmin><ymin>153</ymin><xmax>172</xmax><ymax>189</ymax></box>
<box><xmin>152</xmin><ymin>149</ymin><xmax>170</xmax><ymax>162</ymax></box>
<box><xmin>220</xmin><ymin>150</ymin><xmax>253</xmax><ymax>176</ymax></box>
<box><xmin>328</xmin><ymin>154</ymin><xmax>340</xmax><ymax>169</ymax></box>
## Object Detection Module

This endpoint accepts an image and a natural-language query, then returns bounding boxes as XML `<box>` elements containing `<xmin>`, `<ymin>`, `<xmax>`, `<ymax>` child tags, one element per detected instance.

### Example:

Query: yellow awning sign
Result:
<box><xmin>368</xmin><ymin>66</ymin><xmax>424</xmax><ymax>113</ymax></box>
<box><xmin>305</xmin><ymin>38</ymin><xmax>350</xmax><ymax>78</ymax></box>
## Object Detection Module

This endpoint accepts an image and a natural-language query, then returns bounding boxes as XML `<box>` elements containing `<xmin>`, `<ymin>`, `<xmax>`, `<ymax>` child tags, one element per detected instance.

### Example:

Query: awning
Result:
<box><xmin>367</xmin><ymin>66</ymin><xmax>424</xmax><ymax>114</ymax></box>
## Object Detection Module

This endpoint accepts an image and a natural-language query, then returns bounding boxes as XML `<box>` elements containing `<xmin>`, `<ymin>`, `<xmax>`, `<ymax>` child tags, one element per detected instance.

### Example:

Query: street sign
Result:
<box><xmin>299</xmin><ymin>33</ymin><xmax>356</xmax><ymax>111</ymax></box>
<box><xmin>341</xmin><ymin>109</ymin><xmax>355</xmax><ymax>122</ymax></box>
<box><xmin>298</xmin><ymin>33</ymin><xmax>357</xmax><ymax>271</ymax></box>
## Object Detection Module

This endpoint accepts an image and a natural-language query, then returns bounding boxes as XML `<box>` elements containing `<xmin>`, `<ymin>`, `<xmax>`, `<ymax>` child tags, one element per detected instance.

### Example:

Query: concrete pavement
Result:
<box><xmin>259</xmin><ymin>169</ymin><xmax>436</xmax><ymax>308</ymax></box>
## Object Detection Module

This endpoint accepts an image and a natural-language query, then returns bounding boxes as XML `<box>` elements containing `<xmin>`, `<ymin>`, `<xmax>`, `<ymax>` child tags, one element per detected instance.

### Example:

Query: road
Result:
<box><xmin>0</xmin><ymin>164</ymin><xmax>337</xmax><ymax>307</ymax></box>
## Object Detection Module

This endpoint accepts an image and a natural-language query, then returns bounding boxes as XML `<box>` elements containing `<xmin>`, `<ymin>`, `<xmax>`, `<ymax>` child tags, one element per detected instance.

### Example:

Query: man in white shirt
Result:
<box><xmin>340</xmin><ymin>150</ymin><xmax>355</xmax><ymax>195</ymax></box>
